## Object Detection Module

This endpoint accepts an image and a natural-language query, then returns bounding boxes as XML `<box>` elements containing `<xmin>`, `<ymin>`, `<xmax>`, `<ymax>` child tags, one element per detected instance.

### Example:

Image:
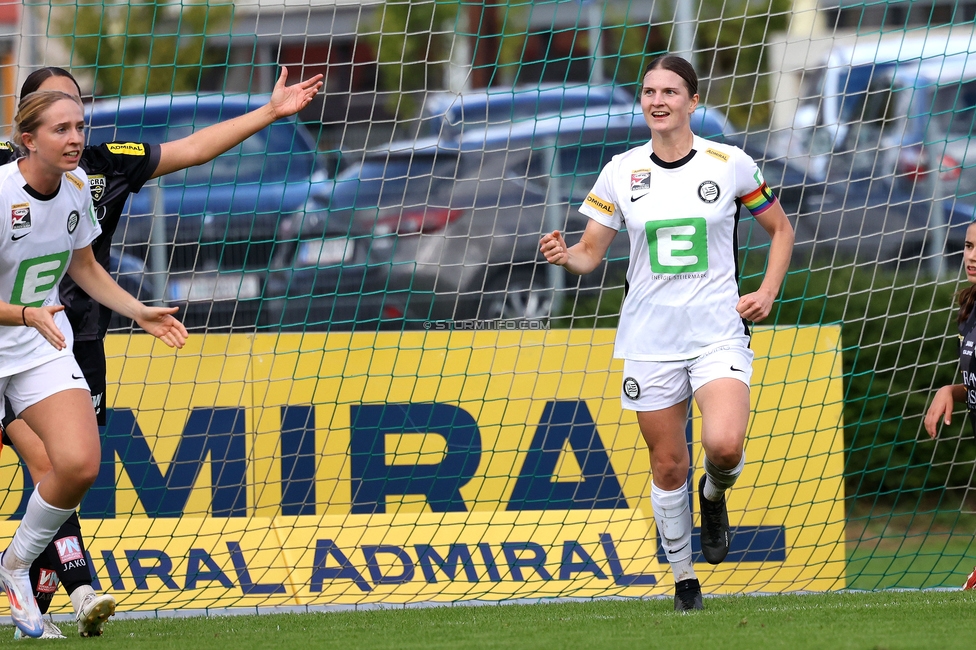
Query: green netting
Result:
<box><xmin>2</xmin><ymin>0</ymin><xmax>974</xmax><ymax>619</ymax></box>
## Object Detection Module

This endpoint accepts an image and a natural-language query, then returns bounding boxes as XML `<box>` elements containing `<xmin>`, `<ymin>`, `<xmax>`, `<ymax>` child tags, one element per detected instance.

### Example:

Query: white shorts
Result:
<box><xmin>0</xmin><ymin>355</ymin><xmax>90</xmax><ymax>421</ymax></box>
<box><xmin>620</xmin><ymin>343</ymin><xmax>754</xmax><ymax>411</ymax></box>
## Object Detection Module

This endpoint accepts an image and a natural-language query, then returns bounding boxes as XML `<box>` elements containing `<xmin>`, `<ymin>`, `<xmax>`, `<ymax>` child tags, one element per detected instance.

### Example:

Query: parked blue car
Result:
<box><xmin>418</xmin><ymin>84</ymin><xmax>640</xmax><ymax>139</ymax></box>
<box><xmin>86</xmin><ymin>94</ymin><xmax>330</xmax><ymax>329</ymax></box>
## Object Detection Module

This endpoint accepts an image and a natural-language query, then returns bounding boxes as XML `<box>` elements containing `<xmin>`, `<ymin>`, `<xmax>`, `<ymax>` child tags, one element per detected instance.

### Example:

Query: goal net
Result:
<box><xmin>0</xmin><ymin>0</ymin><xmax>971</xmax><ymax>614</ymax></box>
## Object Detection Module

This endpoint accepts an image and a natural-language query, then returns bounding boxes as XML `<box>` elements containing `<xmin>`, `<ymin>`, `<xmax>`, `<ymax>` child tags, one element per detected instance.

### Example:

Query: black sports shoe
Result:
<box><xmin>674</xmin><ymin>578</ymin><xmax>703</xmax><ymax>611</ymax></box>
<box><xmin>698</xmin><ymin>474</ymin><xmax>731</xmax><ymax>564</ymax></box>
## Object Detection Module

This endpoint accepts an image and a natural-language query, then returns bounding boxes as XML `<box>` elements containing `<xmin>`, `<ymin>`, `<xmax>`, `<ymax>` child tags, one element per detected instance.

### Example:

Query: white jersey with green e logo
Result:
<box><xmin>579</xmin><ymin>135</ymin><xmax>776</xmax><ymax>361</ymax></box>
<box><xmin>0</xmin><ymin>161</ymin><xmax>100</xmax><ymax>377</ymax></box>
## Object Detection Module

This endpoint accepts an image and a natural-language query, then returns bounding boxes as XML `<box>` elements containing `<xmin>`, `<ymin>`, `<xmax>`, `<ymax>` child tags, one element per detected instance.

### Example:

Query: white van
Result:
<box><xmin>781</xmin><ymin>29</ymin><xmax>976</xmax><ymax>180</ymax></box>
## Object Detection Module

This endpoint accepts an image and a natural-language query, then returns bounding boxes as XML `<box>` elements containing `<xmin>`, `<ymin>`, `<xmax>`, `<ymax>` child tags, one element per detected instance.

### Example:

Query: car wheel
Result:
<box><xmin>478</xmin><ymin>270</ymin><xmax>553</xmax><ymax>321</ymax></box>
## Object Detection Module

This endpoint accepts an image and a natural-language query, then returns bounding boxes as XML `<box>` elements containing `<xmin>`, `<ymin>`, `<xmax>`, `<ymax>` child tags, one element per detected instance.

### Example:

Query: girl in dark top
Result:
<box><xmin>924</xmin><ymin>220</ymin><xmax>976</xmax><ymax>590</ymax></box>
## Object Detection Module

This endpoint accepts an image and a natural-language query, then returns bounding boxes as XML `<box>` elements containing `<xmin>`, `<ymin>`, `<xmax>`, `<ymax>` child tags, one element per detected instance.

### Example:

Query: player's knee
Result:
<box><xmin>75</xmin><ymin>461</ymin><xmax>100</xmax><ymax>491</ymax></box>
<box><xmin>59</xmin><ymin>456</ymin><xmax>100</xmax><ymax>491</ymax></box>
<box><xmin>706</xmin><ymin>444</ymin><xmax>743</xmax><ymax>470</ymax></box>
<box><xmin>651</xmin><ymin>463</ymin><xmax>690</xmax><ymax>491</ymax></box>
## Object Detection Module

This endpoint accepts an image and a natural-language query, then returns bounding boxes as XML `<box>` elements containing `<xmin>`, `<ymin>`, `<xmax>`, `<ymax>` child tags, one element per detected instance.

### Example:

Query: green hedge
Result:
<box><xmin>557</xmin><ymin>258</ymin><xmax>976</xmax><ymax>503</ymax></box>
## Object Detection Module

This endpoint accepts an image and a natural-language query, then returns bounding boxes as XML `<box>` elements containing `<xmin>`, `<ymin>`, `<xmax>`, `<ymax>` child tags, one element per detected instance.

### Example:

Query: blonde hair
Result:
<box><xmin>12</xmin><ymin>90</ymin><xmax>84</xmax><ymax>156</ymax></box>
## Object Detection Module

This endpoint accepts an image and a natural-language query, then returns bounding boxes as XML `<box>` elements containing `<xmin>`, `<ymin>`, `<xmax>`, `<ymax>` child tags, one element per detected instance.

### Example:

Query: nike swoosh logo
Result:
<box><xmin>10</xmin><ymin>232</ymin><xmax>29</xmax><ymax>241</ymax></box>
<box><xmin>71</xmin><ymin>374</ymin><xmax>84</xmax><ymax>380</ymax></box>
<box><xmin>667</xmin><ymin>543</ymin><xmax>689</xmax><ymax>555</ymax></box>
<box><xmin>730</xmin><ymin>366</ymin><xmax>745</xmax><ymax>372</ymax></box>
<box><xmin>631</xmin><ymin>193</ymin><xmax>649</xmax><ymax>203</ymax></box>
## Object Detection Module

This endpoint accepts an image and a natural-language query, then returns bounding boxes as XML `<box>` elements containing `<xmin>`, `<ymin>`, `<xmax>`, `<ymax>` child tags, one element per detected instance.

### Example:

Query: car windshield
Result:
<box><xmin>931</xmin><ymin>81</ymin><xmax>976</xmax><ymax>138</ymax></box>
<box><xmin>838</xmin><ymin>64</ymin><xmax>899</xmax><ymax>123</ymax></box>
<box><xmin>520</xmin><ymin>132</ymin><xmax>639</xmax><ymax>202</ymax></box>
<box><xmin>922</xmin><ymin>80</ymin><xmax>976</xmax><ymax>204</ymax></box>
<box><xmin>558</xmin><ymin>142</ymin><xmax>630</xmax><ymax>200</ymax></box>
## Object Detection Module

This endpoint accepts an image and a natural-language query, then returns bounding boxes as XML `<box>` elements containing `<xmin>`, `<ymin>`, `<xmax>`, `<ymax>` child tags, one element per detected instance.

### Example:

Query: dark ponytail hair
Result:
<box><xmin>643</xmin><ymin>55</ymin><xmax>699</xmax><ymax>97</ymax></box>
<box><xmin>20</xmin><ymin>67</ymin><xmax>80</xmax><ymax>99</ymax></box>
<box><xmin>960</xmin><ymin>285</ymin><xmax>976</xmax><ymax>325</ymax></box>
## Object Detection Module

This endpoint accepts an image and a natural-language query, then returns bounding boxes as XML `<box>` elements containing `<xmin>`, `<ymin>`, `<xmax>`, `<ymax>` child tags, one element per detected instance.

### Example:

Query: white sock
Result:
<box><xmin>70</xmin><ymin>584</ymin><xmax>96</xmax><ymax>615</ymax></box>
<box><xmin>4</xmin><ymin>490</ymin><xmax>75</xmax><ymax>570</ymax></box>
<box><xmin>703</xmin><ymin>453</ymin><xmax>746</xmax><ymax>502</ymax></box>
<box><xmin>651</xmin><ymin>481</ymin><xmax>696</xmax><ymax>583</ymax></box>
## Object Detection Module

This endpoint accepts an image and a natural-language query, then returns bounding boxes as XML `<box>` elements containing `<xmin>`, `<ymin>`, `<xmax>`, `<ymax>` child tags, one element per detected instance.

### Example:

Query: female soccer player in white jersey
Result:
<box><xmin>0</xmin><ymin>90</ymin><xmax>187</xmax><ymax>638</ymax></box>
<box><xmin>540</xmin><ymin>55</ymin><xmax>794</xmax><ymax>611</ymax></box>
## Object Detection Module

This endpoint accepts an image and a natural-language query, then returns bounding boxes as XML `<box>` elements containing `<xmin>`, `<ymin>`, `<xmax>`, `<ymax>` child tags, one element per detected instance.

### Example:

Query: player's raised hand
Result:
<box><xmin>269</xmin><ymin>67</ymin><xmax>324</xmax><ymax>120</ymax></box>
<box><xmin>540</xmin><ymin>230</ymin><xmax>569</xmax><ymax>266</ymax></box>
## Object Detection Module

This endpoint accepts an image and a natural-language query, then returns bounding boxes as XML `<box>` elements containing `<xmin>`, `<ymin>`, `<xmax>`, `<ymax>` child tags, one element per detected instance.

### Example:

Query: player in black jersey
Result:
<box><xmin>924</xmin><ymin>220</ymin><xmax>976</xmax><ymax>591</ymax></box>
<box><xmin>0</xmin><ymin>66</ymin><xmax>322</xmax><ymax>638</ymax></box>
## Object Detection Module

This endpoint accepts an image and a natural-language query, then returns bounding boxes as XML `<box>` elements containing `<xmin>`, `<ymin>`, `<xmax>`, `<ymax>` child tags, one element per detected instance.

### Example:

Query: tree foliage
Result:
<box><xmin>50</xmin><ymin>0</ymin><xmax>232</xmax><ymax>97</ymax></box>
<box><xmin>695</xmin><ymin>0</ymin><xmax>793</xmax><ymax>128</ymax></box>
<box><xmin>365</xmin><ymin>1</ymin><xmax>460</xmax><ymax>99</ymax></box>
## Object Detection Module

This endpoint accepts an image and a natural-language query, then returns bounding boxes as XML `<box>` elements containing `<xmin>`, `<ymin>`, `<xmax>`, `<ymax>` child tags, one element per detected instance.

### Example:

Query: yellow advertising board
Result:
<box><xmin>0</xmin><ymin>327</ymin><xmax>845</xmax><ymax>612</ymax></box>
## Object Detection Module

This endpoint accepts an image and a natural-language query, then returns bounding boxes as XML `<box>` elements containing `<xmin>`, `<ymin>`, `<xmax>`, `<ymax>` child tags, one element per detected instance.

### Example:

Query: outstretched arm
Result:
<box><xmin>151</xmin><ymin>66</ymin><xmax>324</xmax><ymax>179</ymax></box>
<box><xmin>66</xmin><ymin>246</ymin><xmax>188</xmax><ymax>349</ymax></box>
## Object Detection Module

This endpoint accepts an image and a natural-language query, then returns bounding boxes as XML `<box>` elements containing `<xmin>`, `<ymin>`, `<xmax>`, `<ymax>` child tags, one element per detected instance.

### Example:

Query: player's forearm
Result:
<box><xmin>0</xmin><ymin>301</ymin><xmax>32</xmax><ymax>326</ymax></box>
<box><xmin>561</xmin><ymin>242</ymin><xmax>605</xmax><ymax>275</ymax></box>
<box><xmin>756</xmin><ymin>220</ymin><xmax>794</xmax><ymax>300</ymax></box>
<box><xmin>945</xmin><ymin>384</ymin><xmax>968</xmax><ymax>403</ymax></box>
<box><xmin>66</xmin><ymin>255</ymin><xmax>145</xmax><ymax>321</ymax></box>
<box><xmin>153</xmin><ymin>103</ymin><xmax>278</xmax><ymax>178</ymax></box>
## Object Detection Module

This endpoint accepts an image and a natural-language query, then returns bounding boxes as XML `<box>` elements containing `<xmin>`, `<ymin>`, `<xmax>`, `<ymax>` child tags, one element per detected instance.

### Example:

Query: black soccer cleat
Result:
<box><xmin>698</xmin><ymin>474</ymin><xmax>731</xmax><ymax>565</ymax></box>
<box><xmin>674</xmin><ymin>578</ymin><xmax>704</xmax><ymax>611</ymax></box>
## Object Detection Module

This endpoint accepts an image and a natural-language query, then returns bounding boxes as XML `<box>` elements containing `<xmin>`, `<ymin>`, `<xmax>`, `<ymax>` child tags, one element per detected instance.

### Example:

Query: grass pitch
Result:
<box><xmin>1</xmin><ymin>590</ymin><xmax>972</xmax><ymax>649</ymax></box>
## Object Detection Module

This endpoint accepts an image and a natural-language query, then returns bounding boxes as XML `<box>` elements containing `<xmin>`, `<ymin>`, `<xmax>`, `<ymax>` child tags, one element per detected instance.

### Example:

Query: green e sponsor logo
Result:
<box><xmin>12</xmin><ymin>252</ymin><xmax>70</xmax><ymax>306</ymax></box>
<box><xmin>645</xmin><ymin>217</ymin><xmax>708</xmax><ymax>273</ymax></box>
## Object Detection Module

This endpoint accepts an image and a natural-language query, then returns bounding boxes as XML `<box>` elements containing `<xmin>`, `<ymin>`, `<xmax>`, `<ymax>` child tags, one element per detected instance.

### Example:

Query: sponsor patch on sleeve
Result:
<box><xmin>106</xmin><ymin>142</ymin><xmax>146</xmax><ymax>156</ymax></box>
<box><xmin>705</xmin><ymin>148</ymin><xmax>729</xmax><ymax>163</ymax></box>
<box><xmin>584</xmin><ymin>193</ymin><xmax>615</xmax><ymax>217</ymax></box>
<box><xmin>65</xmin><ymin>172</ymin><xmax>85</xmax><ymax>191</ymax></box>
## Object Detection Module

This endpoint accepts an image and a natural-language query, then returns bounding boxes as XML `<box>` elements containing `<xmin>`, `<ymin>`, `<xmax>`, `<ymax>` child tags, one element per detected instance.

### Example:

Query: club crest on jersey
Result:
<box><xmin>67</xmin><ymin>210</ymin><xmax>79</xmax><ymax>234</ymax></box>
<box><xmin>631</xmin><ymin>169</ymin><xmax>650</xmax><ymax>202</ymax></box>
<box><xmin>623</xmin><ymin>377</ymin><xmax>640</xmax><ymax>400</ymax></box>
<box><xmin>698</xmin><ymin>180</ymin><xmax>720</xmax><ymax>203</ymax></box>
<box><xmin>10</xmin><ymin>203</ymin><xmax>30</xmax><ymax>230</ymax></box>
<box><xmin>89</xmin><ymin>174</ymin><xmax>106</xmax><ymax>202</ymax></box>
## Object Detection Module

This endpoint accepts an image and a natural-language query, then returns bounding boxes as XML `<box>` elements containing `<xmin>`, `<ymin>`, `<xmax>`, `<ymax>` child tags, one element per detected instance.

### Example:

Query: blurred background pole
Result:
<box><xmin>544</xmin><ymin>141</ymin><xmax>565</xmax><ymax>319</ymax></box>
<box><xmin>926</xmin><ymin>166</ymin><xmax>949</xmax><ymax>280</ymax></box>
<box><xmin>672</xmin><ymin>0</ymin><xmax>696</xmax><ymax>69</ymax></box>
<box><xmin>586</xmin><ymin>0</ymin><xmax>604</xmax><ymax>85</ymax></box>
<box><xmin>149</xmin><ymin>180</ymin><xmax>168</xmax><ymax>305</ymax></box>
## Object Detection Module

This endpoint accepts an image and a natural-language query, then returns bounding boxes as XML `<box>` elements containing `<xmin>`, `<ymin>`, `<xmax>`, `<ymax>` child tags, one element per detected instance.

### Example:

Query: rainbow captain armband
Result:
<box><xmin>742</xmin><ymin>182</ymin><xmax>776</xmax><ymax>216</ymax></box>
